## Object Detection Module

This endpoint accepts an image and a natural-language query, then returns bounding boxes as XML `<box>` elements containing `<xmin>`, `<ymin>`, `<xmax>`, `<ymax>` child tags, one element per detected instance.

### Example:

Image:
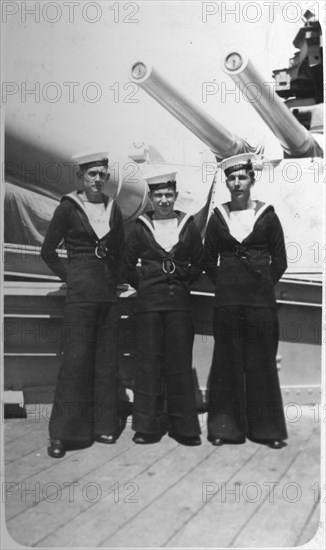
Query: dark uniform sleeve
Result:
<box><xmin>269</xmin><ymin>213</ymin><xmax>288</xmax><ymax>284</ymax></box>
<box><xmin>188</xmin><ymin>220</ymin><xmax>204</xmax><ymax>284</ymax></box>
<box><xmin>203</xmin><ymin>213</ymin><xmax>220</xmax><ymax>286</ymax></box>
<box><xmin>111</xmin><ymin>203</ymin><xmax>125</xmax><ymax>275</ymax></box>
<box><xmin>41</xmin><ymin>201</ymin><xmax>70</xmax><ymax>281</ymax></box>
<box><xmin>123</xmin><ymin>223</ymin><xmax>141</xmax><ymax>290</ymax></box>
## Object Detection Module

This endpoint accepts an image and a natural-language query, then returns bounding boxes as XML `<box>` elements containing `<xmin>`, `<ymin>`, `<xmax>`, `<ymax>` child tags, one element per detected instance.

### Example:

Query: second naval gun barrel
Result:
<box><xmin>130</xmin><ymin>62</ymin><xmax>261</xmax><ymax>161</ymax></box>
<box><xmin>223</xmin><ymin>53</ymin><xmax>323</xmax><ymax>158</ymax></box>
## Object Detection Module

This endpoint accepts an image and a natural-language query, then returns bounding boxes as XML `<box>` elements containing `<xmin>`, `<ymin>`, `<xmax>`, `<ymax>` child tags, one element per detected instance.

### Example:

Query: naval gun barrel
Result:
<box><xmin>130</xmin><ymin>62</ymin><xmax>261</xmax><ymax>161</ymax></box>
<box><xmin>223</xmin><ymin>53</ymin><xmax>323</xmax><ymax>158</ymax></box>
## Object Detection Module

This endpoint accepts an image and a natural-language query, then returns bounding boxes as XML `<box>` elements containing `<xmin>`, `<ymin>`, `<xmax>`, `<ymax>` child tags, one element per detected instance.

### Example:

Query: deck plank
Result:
<box><xmin>295</xmin><ymin>499</ymin><xmax>322</xmax><ymax>547</ymax></box>
<box><xmin>3</xmin><ymin>408</ymin><xmax>321</xmax><ymax>549</ymax></box>
<box><xmin>3</xmin><ymin>416</ymin><xmax>43</xmax><ymax>443</ymax></box>
<box><xmin>4</xmin><ymin>425</ymin><xmax>135</xmax><ymax>520</ymax></box>
<box><xmin>5</xmin><ymin>426</ymin><xmax>51</xmax><ymax>463</ymax></box>
<box><xmin>7</xmin><ymin>419</ymin><xmax>222</xmax><ymax>548</ymax></box>
<box><xmin>230</xmin><ymin>423</ymin><xmax>320</xmax><ymax>547</ymax></box>
<box><xmin>101</xmin><ymin>442</ymin><xmax>260</xmax><ymax>548</ymax></box>
<box><xmin>163</xmin><ymin>408</ymin><xmax>320</xmax><ymax>548</ymax></box>
<box><xmin>32</xmin><ymin>437</ymin><xmax>216</xmax><ymax>548</ymax></box>
<box><xmin>107</xmin><ymin>448</ymin><xmax>300</xmax><ymax>548</ymax></box>
<box><xmin>6</xmin><ymin>428</ymin><xmax>181</xmax><ymax>547</ymax></box>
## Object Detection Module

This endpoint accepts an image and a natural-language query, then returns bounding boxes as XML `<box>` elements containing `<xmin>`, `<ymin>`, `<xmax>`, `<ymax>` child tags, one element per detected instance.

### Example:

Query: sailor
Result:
<box><xmin>204</xmin><ymin>153</ymin><xmax>288</xmax><ymax>449</ymax></box>
<box><xmin>41</xmin><ymin>150</ymin><xmax>125</xmax><ymax>458</ymax></box>
<box><xmin>124</xmin><ymin>168</ymin><xmax>202</xmax><ymax>445</ymax></box>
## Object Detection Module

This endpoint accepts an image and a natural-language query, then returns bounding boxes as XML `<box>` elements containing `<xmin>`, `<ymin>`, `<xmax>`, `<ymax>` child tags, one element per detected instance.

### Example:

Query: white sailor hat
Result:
<box><xmin>219</xmin><ymin>153</ymin><xmax>261</xmax><ymax>177</ymax></box>
<box><xmin>144</xmin><ymin>169</ymin><xmax>177</xmax><ymax>191</ymax></box>
<box><xmin>72</xmin><ymin>150</ymin><xmax>109</xmax><ymax>168</ymax></box>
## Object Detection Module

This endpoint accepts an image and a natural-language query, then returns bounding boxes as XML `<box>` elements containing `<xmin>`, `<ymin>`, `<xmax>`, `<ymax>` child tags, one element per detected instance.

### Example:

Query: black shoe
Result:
<box><xmin>169</xmin><ymin>433</ymin><xmax>201</xmax><ymax>446</ymax></box>
<box><xmin>94</xmin><ymin>434</ymin><xmax>117</xmax><ymax>444</ymax></box>
<box><xmin>48</xmin><ymin>439</ymin><xmax>66</xmax><ymax>459</ymax></box>
<box><xmin>267</xmin><ymin>440</ymin><xmax>287</xmax><ymax>449</ymax></box>
<box><xmin>132</xmin><ymin>432</ymin><xmax>162</xmax><ymax>444</ymax></box>
<box><xmin>208</xmin><ymin>437</ymin><xmax>245</xmax><ymax>446</ymax></box>
<box><xmin>209</xmin><ymin>438</ymin><xmax>225</xmax><ymax>446</ymax></box>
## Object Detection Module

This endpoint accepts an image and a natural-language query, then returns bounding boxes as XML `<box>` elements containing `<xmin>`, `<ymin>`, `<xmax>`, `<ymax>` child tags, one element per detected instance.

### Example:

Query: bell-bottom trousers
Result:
<box><xmin>207</xmin><ymin>306</ymin><xmax>288</xmax><ymax>443</ymax></box>
<box><xmin>49</xmin><ymin>302</ymin><xmax>120</xmax><ymax>446</ymax></box>
<box><xmin>132</xmin><ymin>310</ymin><xmax>201</xmax><ymax>437</ymax></box>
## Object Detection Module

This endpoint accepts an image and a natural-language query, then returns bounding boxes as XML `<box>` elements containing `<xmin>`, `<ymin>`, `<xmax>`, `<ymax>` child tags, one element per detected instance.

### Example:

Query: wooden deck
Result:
<box><xmin>3</xmin><ymin>406</ymin><xmax>323</xmax><ymax>548</ymax></box>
